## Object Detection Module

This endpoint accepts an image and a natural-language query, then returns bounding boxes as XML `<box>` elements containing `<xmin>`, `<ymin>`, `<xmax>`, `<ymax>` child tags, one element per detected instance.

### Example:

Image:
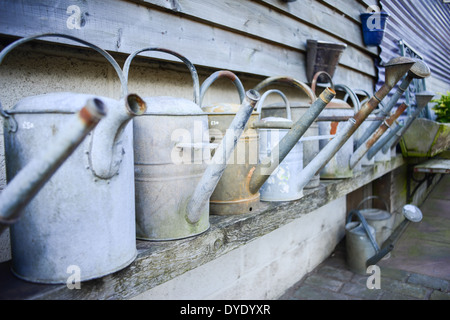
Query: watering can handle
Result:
<box><xmin>0</xmin><ymin>33</ymin><xmax>127</xmax><ymax>108</ymax></box>
<box><xmin>334</xmin><ymin>84</ymin><xmax>361</xmax><ymax>113</ymax></box>
<box><xmin>253</xmin><ymin>76</ymin><xmax>316</xmax><ymax>104</ymax></box>
<box><xmin>311</xmin><ymin>71</ymin><xmax>335</xmax><ymax>93</ymax></box>
<box><xmin>122</xmin><ymin>47</ymin><xmax>200</xmax><ymax>104</ymax></box>
<box><xmin>199</xmin><ymin>70</ymin><xmax>245</xmax><ymax>106</ymax></box>
<box><xmin>346</xmin><ymin>209</ymin><xmax>380</xmax><ymax>253</ymax></box>
<box><xmin>357</xmin><ymin>195</ymin><xmax>389</xmax><ymax>213</ymax></box>
<box><xmin>256</xmin><ymin>89</ymin><xmax>292</xmax><ymax>121</ymax></box>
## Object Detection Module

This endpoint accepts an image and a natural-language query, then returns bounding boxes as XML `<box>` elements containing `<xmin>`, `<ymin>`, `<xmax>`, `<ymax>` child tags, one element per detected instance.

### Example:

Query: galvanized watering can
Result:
<box><xmin>253</xmin><ymin>76</ymin><xmax>321</xmax><ymax>189</ymax></box>
<box><xmin>206</xmin><ymin>75</ymin><xmax>335</xmax><ymax>215</ymax></box>
<box><xmin>123</xmin><ymin>48</ymin><xmax>259</xmax><ymax>240</ymax></box>
<box><xmin>255</xmin><ymin>89</ymin><xmax>304</xmax><ymax>201</ymax></box>
<box><xmin>294</xmin><ymin>57</ymin><xmax>416</xmax><ymax>194</ymax></box>
<box><xmin>311</xmin><ymin>71</ymin><xmax>361</xmax><ymax>179</ymax></box>
<box><xmin>346</xmin><ymin>203</ymin><xmax>423</xmax><ymax>274</ymax></box>
<box><xmin>368</xmin><ymin>91</ymin><xmax>435</xmax><ymax>159</ymax></box>
<box><xmin>0</xmin><ymin>33</ymin><xmax>147</xmax><ymax>283</ymax></box>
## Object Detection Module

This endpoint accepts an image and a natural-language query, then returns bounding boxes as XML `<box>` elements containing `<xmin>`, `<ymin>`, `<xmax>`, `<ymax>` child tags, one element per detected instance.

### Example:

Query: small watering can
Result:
<box><xmin>255</xmin><ymin>89</ymin><xmax>304</xmax><ymax>201</ymax></box>
<box><xmin>0</xmin><ymin>33</ymin><xmax>147</xmax><ymax>283</ymax></box>
<box><xmin>311</xmin><ymin>71</ymin><xmax>361</xmax><ymax>179</ymax></box>
<box><xmin>200</xmin><ymin>70</ymin><xmax>260</xmax><ymax>216</ymax></box>
<box><xmin>123</xmin><ymin>48</ymin><xmax>259</xmax><ymax>240</ymax></box>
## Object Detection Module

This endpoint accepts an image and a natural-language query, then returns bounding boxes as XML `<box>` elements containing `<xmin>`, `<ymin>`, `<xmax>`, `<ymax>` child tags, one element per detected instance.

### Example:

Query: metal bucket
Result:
<box><xmin>1</xmin><ymin>34</ymin><xmax>144</xmax><ymax>283</ymax></box>
<box><xmin>345</xmin><ymin>210</ymin><xmax>378</xmax><ymax>275</ymax></box>
<box><xmin>256</xmin><ymin>90</ymin><xmax>304</xmax><ymax>201</ymax></box>
<box><xmin>358</xmin><ymin>196</ymin><xmax>395</xmax><ymax>246</ymax></box>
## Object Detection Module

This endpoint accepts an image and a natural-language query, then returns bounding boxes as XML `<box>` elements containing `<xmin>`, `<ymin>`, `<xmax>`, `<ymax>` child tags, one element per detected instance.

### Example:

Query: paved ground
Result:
<box><xmin>279</xmin><ymin>175</ymin><xmax>450</xmax><ymax>300</ymax></box>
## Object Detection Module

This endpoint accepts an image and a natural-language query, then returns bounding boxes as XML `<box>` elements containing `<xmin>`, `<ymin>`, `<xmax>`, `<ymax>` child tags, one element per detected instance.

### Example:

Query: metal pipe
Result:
<box><xmin>366</xmin><ymin>121</ymin><xmax>403</xmax><ymax>160</ymax></box>
<box><xmin>187</xmin><ymin>90</ymin><xmax>260</xmax><ymax>224</ymax></box>
<box><xmin>0</xmin><ymin>98</ymin><xmax>107</xmax><ymax>234</ymax></box>
<box><xmin>355</xmin><ymin>60</ymin><xmax>431</xmax><ymax>148</ymax></box>
<box><xmin>381</xmin><ymin>91</ymin><xmax>435</xmax><ymax>154</ymax></box>
<box><xmin>89</xmin><ymin>94</ymin><xmax>147</xmax><ymax>179</ymax></box>
<box><xmin>248</xmin><ymin>87</ymin><xmax>336</xmax><ymax>195</ymax></box>
<box><xmin>349</xmin><ymin>103</ymin><xmax>407</xmax><ymax>169</ymax></box>
<box><xmin>294</xmin><ymin>57</ymin><xmax>416</xmax><ymax>191</ymax></box>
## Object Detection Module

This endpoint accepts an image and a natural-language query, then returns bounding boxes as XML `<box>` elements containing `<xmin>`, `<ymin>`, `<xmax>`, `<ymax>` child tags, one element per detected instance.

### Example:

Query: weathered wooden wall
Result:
<box><xmin>0</xmin><ymin>0</ymin><xmax>379</xmax><ymax>93</ymax></box>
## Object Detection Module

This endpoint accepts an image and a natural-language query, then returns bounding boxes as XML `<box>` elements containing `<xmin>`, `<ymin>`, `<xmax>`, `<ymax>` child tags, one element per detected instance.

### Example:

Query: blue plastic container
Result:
<box><xmin>360</xmin><ymin>12</ymin><xmax>389</xmax><ymax>46</ymax></box>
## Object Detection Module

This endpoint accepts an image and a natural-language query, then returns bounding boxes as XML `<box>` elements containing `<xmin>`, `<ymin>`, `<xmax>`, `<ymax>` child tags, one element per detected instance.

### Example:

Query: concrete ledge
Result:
<box><xmin>0</xmin><ymin>156</ymin><xmax>405</xmax><ymax>300</ymax></box>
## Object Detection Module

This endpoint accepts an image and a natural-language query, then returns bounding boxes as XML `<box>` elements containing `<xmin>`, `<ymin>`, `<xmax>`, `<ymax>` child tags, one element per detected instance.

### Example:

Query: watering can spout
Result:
<box><xmin>0</xmin><ymin>98</ymin><xmax>107</xmax><ymax>234</ymax></box>
<box><xmin>187</xmin><ymin>90</ymin><xmax>260</xmax><ymax>224</ymax></box>
<box><xmin>248</xmin><ymin>87</ymin><xmax>336</xmax><ymax>195</ymax></box>
<box><xmin>89</xmin><ymin>94</ymin><xmax>147</xmax><ymax>179</ymax></box>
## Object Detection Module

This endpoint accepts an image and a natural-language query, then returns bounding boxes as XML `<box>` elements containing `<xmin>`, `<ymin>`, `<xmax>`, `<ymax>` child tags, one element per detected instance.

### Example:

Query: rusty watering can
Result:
<box><xmin>355</xmin><ymin>59</ymin><xmax>431</xmax><ymax>149</ymax></box>
<box><xmin>0</xmin><ymin>33</ymin><xmax>147</xmax><ymax>284</ymax></box>
<box><xmin>255</xmin><ymin>89</ymin><xmax>304</xmax><ymax>201</ymax></box>
<box><xmin>370</xmin><ymin>91</ymin><xmax>435</xmax><ymax>158</ymax></box>
<box><xmin>311</xmin><ymin>71</ymin><xmax>362</xmax><ymax>179</ymax></box>
<box><xmin>123</xmin><ymin>49</ymin><xmax>259</xmax><ymax>240</ymax></box>
<box><xmin>253</xmin><ymin>76</ymin><xmax>322</xmax><ymax>190</ymax></box>
<box><xmin>294</xmin><ymin>57</ymin><xmax>416</xmax><ymax>194</ymax></box>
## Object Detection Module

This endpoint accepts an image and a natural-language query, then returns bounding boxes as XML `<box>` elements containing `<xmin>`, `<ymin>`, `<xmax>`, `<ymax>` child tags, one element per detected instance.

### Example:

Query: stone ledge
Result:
<box><xmin>0</xmin><ymin>156</ymin><xmax>405</xmax><ymax>300</ymax></box>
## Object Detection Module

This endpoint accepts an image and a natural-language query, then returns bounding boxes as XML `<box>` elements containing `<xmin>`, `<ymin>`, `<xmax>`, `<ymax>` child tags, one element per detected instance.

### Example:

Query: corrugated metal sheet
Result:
<box><xmin>375</xmin><ymin>0</ymin><xmax>450</xmax><ymax>116</ymax></box>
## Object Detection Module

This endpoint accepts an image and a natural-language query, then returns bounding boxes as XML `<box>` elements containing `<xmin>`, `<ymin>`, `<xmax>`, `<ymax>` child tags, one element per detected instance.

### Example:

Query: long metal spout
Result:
<box><xmin>380</xmin><ymin>91</ymin><xmax>435</xmax><ymax>154</ymax></box>
<box><xmin>89</xmin><ymin>94</ymin><xmax>147</xmax><ymax>179</ymax></box>
<box><xmin>349</xmin><ymin>103</ymin><xmax>407</xmax><ymax>169</ymax></box>
<box><xmin>248</xmin><ymin>87</ymin><xmax>336</xmax><ymax>195</ymax></box>
<box><xmin>0</xmin><ymin>98</ymin><xmax>107</xmax><ymax>234</ymax></box>
<box><xmin>187</xmin><ymin>90</ymin><xmax>260</xmax><ymax>224</ymax></box>
<box><xmin>294</xmin><ymin>57</ymin><xmax>415</xmax><ymax>192</ymax></box>
<box><xmin>355</xmin><ymin>59</ymin><xmax>430</xmax><ymax>148</ymax></box>
<box><xmin>366</xmin><ymin>121</ymin><xmax>403</xmax><ymax>160</ymax></box>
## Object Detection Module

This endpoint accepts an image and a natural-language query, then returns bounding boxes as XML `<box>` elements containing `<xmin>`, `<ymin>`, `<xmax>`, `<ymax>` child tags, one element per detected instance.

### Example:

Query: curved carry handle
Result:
<box><xmin>253</xmin><ymin>76</ymin><xmax>316</xmax><ymax>104</ymax></box>
<box><xmin>335</xmin><ymin>84</ymin><xmax>361</xmax><ymax>113</ymax></box>
<box><xmin>0</xmin><ymin>33</ymin><xmax>127</xmax><ymax>115</ymax></box>
<box><xmin>346</xmin><ymin>209</ymin><xmax>380</xmax><ymax>253</ymax></box>
<box><xmin>256</xmin><ymin>89</ymin><xmax>291</xmax><ymax>121</ymax></box>
<box><xmin>357</xmin><ymin>195</ymin><xmax>389</xmax><ymax>213</ymax></box>
<box><xmin>123</xmin><ymin>47</ymin><xmax>200</xmax><ymax>104</ymax></box>
<box><xmin>199</xmin><ymin>70</ymin><xmax>245</xmax><ymax>107</ymax></box>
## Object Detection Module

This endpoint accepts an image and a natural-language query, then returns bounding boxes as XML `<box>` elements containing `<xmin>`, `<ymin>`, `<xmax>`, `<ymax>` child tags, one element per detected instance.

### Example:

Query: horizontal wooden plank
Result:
<box><xmin>318</xmin><ymin>0</ymin><xmax>369</xmax><ymax>23</ymax></box>
<box><xmin>0</xmin><ymin>155</ymin><xmax>405</xmax><ymax>300</ymax></box>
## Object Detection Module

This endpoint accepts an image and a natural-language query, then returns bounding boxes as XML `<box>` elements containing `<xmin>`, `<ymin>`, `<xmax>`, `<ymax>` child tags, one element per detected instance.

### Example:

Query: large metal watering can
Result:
<box><xmin>0</xmin><ymin>34</ymin><xmax>147</xmax><ymax>283</ymax></box>
<box><xmin>255</xmin><ymin>89</ymin><xmax>304</xmax><ymax>201</ymax></box>
<box><xmin>253</xmin><ymin>76</ymin><xmax>321</xmax><ymax>189</ymax></box>
<box><xmin>294</xmin><ymin>57</ymin><xmax>416</xmax><ymax>194</ymax></box>
<box><xmin>311</xmin><ymin>71</ymin><xmax>362</xmax><ymax>179</ymax></box>
<box><xmin>123</xmin><ymin>49</ymin><xmax>259</xmax><ymax>240</ymax></box>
